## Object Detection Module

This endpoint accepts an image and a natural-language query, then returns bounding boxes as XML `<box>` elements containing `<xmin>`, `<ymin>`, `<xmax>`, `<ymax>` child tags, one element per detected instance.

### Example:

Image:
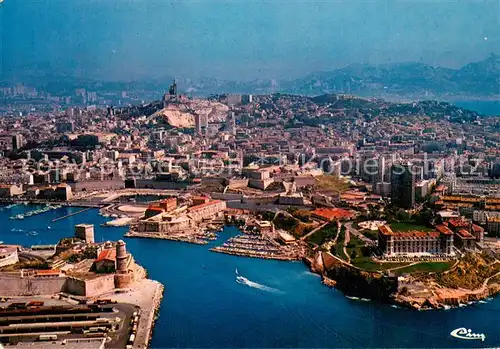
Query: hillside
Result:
<box><xmin>304</xmin><ymin>94</ymin><xmax>480</xmax><ymax>122</ymax></box>
<box><xmin>284</xmin><ymin>55</ymin><xmax>500</xmax><ymax>100</ymax></box>
<box><xmin>119</xmin><ymin>98</ymin><xmax>229</xmax><ymax>128</ymax></box>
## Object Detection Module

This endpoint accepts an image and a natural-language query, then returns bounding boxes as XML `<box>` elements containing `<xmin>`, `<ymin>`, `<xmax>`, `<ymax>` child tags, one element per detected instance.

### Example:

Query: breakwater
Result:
<box><xmin>51</xmin><ymin>207</ymin><xmax>93</xmax><ymax>222</ymax></box>
<box><xmin>135</xmin><ymin>281</ymin><xmax>164</xmax><ymax>349</ymax></box>
<box><xmin>125</xmin><ymin>231</ymin><xmax>209</xmax><ymax>245</ymax></box>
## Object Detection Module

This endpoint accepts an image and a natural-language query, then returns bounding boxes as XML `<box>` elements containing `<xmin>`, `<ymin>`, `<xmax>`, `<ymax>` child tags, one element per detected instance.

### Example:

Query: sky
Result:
<box><xmin>1</xmin><ymin>0</ymin><xmax>499</xmax><ymax>81</ymax></box>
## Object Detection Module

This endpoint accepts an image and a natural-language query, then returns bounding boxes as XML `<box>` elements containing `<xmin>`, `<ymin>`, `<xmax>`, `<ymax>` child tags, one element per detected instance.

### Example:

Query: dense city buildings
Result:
<box><xmin>0</xmin><ymin>83</ymin><xmax>499</xmax><ymax>329</ymax></box>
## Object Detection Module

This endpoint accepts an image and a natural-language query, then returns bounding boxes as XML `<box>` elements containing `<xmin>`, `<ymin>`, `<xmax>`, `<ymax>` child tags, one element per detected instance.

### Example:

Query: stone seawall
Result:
<box><xmin>0</xmin><ymin>274</ymin><xmax>116</xmax><ymax>297</ymax></box>
<box><xmin>135</xmin><ymin>281</ymin><xmax>164</xmax><ymax>349</ymax></box>
<box><xmin>0</xmin><ymin>275</ymin><xmax>67</xmax><ymax>296</ymax></box>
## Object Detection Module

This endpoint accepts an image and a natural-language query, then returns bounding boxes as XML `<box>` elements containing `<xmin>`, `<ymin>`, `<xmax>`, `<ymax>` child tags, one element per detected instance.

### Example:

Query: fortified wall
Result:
<box><xmin>0</xmin><ymin>274</ymin><xmax>67</xmax><ymax>297</ymax></box>
<box><xmin>0</xmin><ymin>273</ymin><xmax>117</xmax><ymax>297</ymax></box>
<box><xmin>0</xmin><ymin>240</ymin><xmax>143</xmax><ymax>297</ymax></box>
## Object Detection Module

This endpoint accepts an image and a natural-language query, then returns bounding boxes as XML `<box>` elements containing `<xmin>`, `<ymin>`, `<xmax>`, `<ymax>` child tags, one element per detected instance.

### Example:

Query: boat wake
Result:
<box><xmin>235</xmin><ymin>269</ymin><xmax>281</xmax><ymax>293</ymax></box>
<box><xmin>346</xmin><ymin>296</ymin><xmax>370</xmax><ymax>302</ymax></box>
<box><xmin>302</xmin><ymin>271</ymin><xmax>321</xmax><ymax>278</ymax></box>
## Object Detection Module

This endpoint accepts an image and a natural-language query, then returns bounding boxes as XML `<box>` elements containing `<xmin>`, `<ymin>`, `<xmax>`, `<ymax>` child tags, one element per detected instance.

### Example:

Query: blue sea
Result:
<box><xmin>0</xmin><ymin>204</ymin><xmax>499</xmax><ymax>348</ymax></box>
<box><xmin>453</xmin><ymin>100</ymin><xmax>500</xmax><ymax>116</ymax></box>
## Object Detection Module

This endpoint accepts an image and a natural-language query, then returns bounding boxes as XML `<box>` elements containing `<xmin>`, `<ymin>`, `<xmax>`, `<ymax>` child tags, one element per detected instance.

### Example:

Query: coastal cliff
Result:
<box><xmin>325</xmin><ymin>264</ymin><xmax>398</xmax><ymax>300</ymax></box>
<box><xmin>394</xmin><ymin>253</ymin><xmax>500</xmax><ymax>310</ymax></box>
<box><xmin>308</xmin><ymin>251</ymin><xmax>500</xmax><ymax>309</ymax></box>
<box><xmin>307</xmin><ymin>251</ymin><xmax>397</xmax><ymax>301</ymax></box>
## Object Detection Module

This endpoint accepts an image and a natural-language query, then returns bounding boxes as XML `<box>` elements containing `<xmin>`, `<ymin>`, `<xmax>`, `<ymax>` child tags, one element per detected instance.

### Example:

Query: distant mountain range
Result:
<box><xmin>189</xmin><ymin>54</ymin><xmax>499</xmax><ymax>100</ymax></box>
<box><xmin>2</xmin><ymin>55</ymin><xmax>499</xmax><ymax>101</ymax></box>
<box><xmin>280</xmin><ymin>54</ymin><xmax>500</xmax><ymax>100</ymax></box>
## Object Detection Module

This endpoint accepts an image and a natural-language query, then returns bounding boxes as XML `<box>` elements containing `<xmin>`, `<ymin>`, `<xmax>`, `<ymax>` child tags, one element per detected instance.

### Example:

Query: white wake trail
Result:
<box><xmin>235</xmin><ymin>270</ymin><xmax>281</xmax><ymax>293</ymax></box>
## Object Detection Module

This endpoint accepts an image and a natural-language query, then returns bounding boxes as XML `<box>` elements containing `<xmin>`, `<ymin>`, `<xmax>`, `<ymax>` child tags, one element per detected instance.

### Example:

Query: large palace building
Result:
<box><xmin>378</xmin><ymin>225</ymin><xmax>454</xmax><ymax>257</ymax></box>
<box><xmin>378</xmin><ymin>218</ymin><xmax>485</xmax><ymax>257</ymax></box>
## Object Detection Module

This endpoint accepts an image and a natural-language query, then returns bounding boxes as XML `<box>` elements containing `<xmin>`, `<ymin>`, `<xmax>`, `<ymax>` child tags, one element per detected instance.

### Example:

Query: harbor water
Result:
<box><xmin>0</xmin><ymin>205</ymin><xmax>498</xmax><ymax>348</ymax></box>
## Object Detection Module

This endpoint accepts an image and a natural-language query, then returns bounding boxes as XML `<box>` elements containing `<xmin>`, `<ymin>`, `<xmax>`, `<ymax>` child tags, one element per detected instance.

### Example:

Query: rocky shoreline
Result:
<box><xmin>394</xmin><ymin>272</ymin><xmax>500</xmax><ymax>310</ymax></box>
<box><xmin>305</xmin><ymin>251</ymin><xmax>500</xmax><ymax>310</ymax></box>
<box><xmin>132</xmin><ymin>228</ymin><xmax>499</xmax><ymax>312</ymax></box>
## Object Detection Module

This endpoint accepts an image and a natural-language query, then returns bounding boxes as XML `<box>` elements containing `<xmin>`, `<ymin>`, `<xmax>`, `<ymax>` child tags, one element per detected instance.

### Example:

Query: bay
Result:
<box><xmin>454</xmin><ymin>100</ymin><xmax>500</xmax><ymax>116</ymax></box>
<box><xmin>0</xmin><ymin>205</ymin><xmax>498</xmax><ymax>348</ymax></box>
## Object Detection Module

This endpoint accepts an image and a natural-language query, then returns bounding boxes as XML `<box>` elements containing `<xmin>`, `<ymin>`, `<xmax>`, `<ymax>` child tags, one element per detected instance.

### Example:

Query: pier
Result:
<box><xmin>9</xmin><ymin>205</ymin><xmax>63</xmax><ymax>220</ymax></box>
<box><xmin>210</xmin><ymin>234</ymin><xmax>302</xmax><ymax>261</ymax></box>
<box><xmin>51</xmin><ymin>207</ymin><xmax>93</xmax><ymax>222</ymax></box>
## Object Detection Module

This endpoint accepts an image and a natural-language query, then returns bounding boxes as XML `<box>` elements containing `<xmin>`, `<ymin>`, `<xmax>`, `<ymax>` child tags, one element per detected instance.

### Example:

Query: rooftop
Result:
<box><xmin>457</xmin><ymin>229</ymin><xmax>475</xmax><ymax>239</ymax></box>
<box><xmin>96</xmin><ymin>248</ymin><xmax>116</xmax><ymax>262</ymax></box>
<box><xmin>311</xmin><ymin>208</ymin><xmax>355</xmax><ymax>221</ymax></box>
<box><xmin>448</xmin><ymin>218</ymin><xmax>469</xmax><ymax>229</ymax></box>
<box><xmin>435</xmin><ymin>224</ymin><xmax>454</xmax><ymax>235</ymax></box>
<box><xmin>189</xmin><ymin>200</ymin><xmax>223</xmax><ymax>212</ymax></box>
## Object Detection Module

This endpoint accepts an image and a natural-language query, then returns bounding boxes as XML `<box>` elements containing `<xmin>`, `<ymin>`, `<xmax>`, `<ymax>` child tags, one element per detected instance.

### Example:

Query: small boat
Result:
<box><xmin>27</xmin><ymin>231</ymin><xmax>38</xmax><ymax>236</ymax></box>
<box><xmin>10</xmin><ymin>214</ymin><xmax>24</xmax><ymax>220</ymax></box>
<box><xmin>47</xmin><ymin>226</ymin><xmax>52</xmax><ymax>230</ymax></box>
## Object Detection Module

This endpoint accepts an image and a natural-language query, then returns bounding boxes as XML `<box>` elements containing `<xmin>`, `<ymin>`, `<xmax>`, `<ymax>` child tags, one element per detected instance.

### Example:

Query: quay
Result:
<box><xmin>209</xmin><ymin>234</ymin><xmax>302</xmax><ymax>261</ymax></box>
<box><xmin>103</xmin><ymin>279</ymin><xmax>165</xmax><ymax>349</ymax></box>
<box><xmin>125</xmin><ymin>231</ymin><xmax>209</xmax><ymax>245</ymax></box>
<box><xmin>51</xmin><ymin>207</ymin><xmax>93</xmax><ymax>222</ymax></box>
<box><xmin>9</xmin><ymin>204</ymin><xmax>63</xmax><ymax>220</ymax></box>
<box><xmin>210</xmin><ymin>246</ymin><xmax>299</xmax><ymax>261</ymax></box>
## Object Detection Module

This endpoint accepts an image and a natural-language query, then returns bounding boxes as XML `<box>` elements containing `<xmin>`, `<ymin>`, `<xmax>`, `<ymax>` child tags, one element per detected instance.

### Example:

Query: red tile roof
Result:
<box><xmin>96</xmin><ymin>249</ymin><xmax>116</xmax><ymax>262</ymax></box>
<box><xmin>471</xmin><ymin>224</ymin><xmax>484</xmax><ymax>233</ymax></box>
<box><xmin>435</xmin><ymin>184</ymin><xmax>447</xmax><ymax>192</ymax></box>
<box><xmin>311</xmin><ymin>208</ymin><xmax>355</xmax><ymax>221</ymax></box>
<box><xmin>379</xmin><ymin>225</ymin><xmax>394</xmax><ymax>236</ymax></box>
<box><xmin>147</xmin><ymin>205</ymin><xmax>164</xmax><ymax>212</ymax></box>
<box><xmin>35</xmin><ymin>270</ymin><xmax>60</xmax><ymax>276</ymax></box>
<box><xmin>435</xmin><ymin>224</ymin><xmax>454</xmax><ymax>235</ymax></box>
<box><xmin>457</xmin><ymin>229</ymin><xmax>474</xmax><ymax>239</ymax></box>
<box><xmin>380</xmin><ymin>225</ymin><xmax>442</xmax><ymax>238</ymax></box>
<box><xmin>448</xmin><ymin>218</ymin><xmax>469</xmax><ymax>229</ymax></box>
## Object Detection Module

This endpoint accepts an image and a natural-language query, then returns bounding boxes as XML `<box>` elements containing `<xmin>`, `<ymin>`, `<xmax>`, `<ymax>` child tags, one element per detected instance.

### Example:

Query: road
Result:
<box><xmin>300</xmin><ymin>221</ymin><xmax>329</xmax><ymax>241</ymax></box>
<box><xmin>344</xmin><ymin>222</ymin><xmax>377</xmax><ymax>246</ymax></box>
<box><xmin>343</xmin><ymin>225</ymin><xmax>351</xmax><ymax>264</ymax></box>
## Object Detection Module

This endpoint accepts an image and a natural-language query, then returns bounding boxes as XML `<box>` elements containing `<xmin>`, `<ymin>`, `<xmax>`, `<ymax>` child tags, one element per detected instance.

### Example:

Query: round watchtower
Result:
<box><xmin>115</xmin><ymin>240</ymin><xmax>128</xmax><ymax>273</ymax></box>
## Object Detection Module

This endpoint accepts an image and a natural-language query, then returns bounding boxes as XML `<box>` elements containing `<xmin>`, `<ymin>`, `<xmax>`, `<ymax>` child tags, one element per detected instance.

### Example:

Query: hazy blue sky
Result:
<box><xmin>1</xmin><ymin>0</ymin><xmax>499</xmax><ymax>81</ymax></box>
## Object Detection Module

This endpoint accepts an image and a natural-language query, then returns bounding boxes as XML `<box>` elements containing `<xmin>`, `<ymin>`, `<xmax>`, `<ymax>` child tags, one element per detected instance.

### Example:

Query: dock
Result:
<box><xmin>51</xmin><ymin>207</ymin><xmax>93</xmax><ymax>222</ymax></box>
<box><xmin>9</xmin><ymin>205</ymin><xmax>63</xmax><ymax>220</ymax></box>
